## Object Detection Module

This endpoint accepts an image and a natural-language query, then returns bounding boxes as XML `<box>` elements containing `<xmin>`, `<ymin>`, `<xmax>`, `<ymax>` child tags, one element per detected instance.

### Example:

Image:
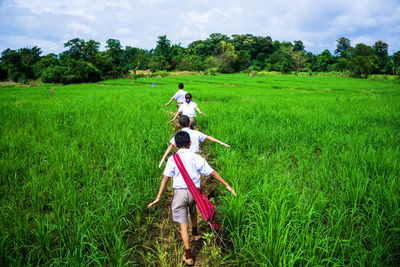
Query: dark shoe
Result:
<box><xmin>183</xmin><ymin>252</ymin><xmax>194</xmax><ymax>265</ymax></box>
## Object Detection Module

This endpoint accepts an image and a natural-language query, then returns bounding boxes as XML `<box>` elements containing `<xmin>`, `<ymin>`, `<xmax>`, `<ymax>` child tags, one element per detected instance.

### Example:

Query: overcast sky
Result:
<box><xmin>1</xmin><ymin>0</ymin><xmax>399</xmax><ymax>55</ymax></box>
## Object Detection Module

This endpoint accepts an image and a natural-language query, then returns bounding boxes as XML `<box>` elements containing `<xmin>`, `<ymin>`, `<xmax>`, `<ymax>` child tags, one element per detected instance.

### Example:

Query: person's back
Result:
<box><xmin>174</xmin><ymin>93</ymin><xmax>204</xmax><ymax>128</ymax></box>
<box><xmin>165</xmin><ymin>83</ymin><xmax>187</xmax><ymax>110</ymax></box>
<box><xmin>170</xmin><ymin>127</ymin><xmax>206</xmax><ymax>154</ymax></box>
<box><xmin>159</xmin><ymin>115</ymin><xmax>230</xmax><ymax>168</ymax></box>
<box><xmin>178</xmin><ymin>101</ymin><xmax>197</xmax><ymax>118</ymax></box>
<box><xmin>174</xmin><ymin>89</ymin><xmax>187</xmax><ymax>106</ymax></box>
<box><xmin>148</xmin><ymin>131</ymin><xmax>236</xmax><ymax>266</ymax></box>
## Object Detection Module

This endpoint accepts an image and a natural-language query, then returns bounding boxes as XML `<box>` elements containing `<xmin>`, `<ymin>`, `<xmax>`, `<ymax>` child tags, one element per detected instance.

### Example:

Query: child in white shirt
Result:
<box><xmin>169</xmin><ymin>93</ymin><xmax>204</xmax><ymax>128</ymax></box>
<box><xmin>148</xmin><ymin>131</ymin><xmax>236</xmax><ymax>265</ymax></box>
<box><xmin>159</xmin><ymin>115</ymin><xmax>230</xmax><ymax>168</ymax></box>
<box><xmin>164</xmin><ymin>83</ymin><xmax>187</xmax><ymax>110</ymax></box>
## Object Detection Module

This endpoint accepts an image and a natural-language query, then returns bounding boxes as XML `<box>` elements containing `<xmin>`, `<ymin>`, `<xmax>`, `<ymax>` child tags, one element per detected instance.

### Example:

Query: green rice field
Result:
<box><xmin>1</xmin><ymin>73</ymin><xmax>399</xmax><ymax>266</ymax></box>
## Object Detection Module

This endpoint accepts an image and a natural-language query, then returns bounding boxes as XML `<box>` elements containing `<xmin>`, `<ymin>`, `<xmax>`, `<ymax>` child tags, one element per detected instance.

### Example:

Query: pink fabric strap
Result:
<box><xmin>173</xmin><ymin>154</ymin><xmax>219</xmax><ymax>230</ymax></box>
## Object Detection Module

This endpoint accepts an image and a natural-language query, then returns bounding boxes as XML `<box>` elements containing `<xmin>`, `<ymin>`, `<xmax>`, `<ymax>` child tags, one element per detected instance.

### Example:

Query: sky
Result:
<box><xmin>0</xmin><ymin>0</ymin><xmax>399</xmax><ymax>55</ymax></box>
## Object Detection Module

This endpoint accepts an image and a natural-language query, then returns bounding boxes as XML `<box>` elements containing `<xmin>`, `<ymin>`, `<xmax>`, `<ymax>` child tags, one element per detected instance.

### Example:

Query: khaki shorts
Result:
<box><xmin>172</xmin><ymin>189</ymin><xmax>197</xmax><ymax>223</ymax></box>
<box><xmin>189</xmin><ymin>117</ymin><xmax>197</xmax><ymax>129</ymax></box>
<box><xmin>177</xmin><ymin>102</ymin><xmax>183</xmax><ymax>110</ymax></box>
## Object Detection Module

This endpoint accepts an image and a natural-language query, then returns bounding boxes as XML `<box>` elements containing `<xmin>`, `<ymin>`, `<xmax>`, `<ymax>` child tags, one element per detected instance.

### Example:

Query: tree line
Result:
<box><xmin>1</xmin><ymin>34</ymin><xmax>399</xmax><ymax>84</ymax></box>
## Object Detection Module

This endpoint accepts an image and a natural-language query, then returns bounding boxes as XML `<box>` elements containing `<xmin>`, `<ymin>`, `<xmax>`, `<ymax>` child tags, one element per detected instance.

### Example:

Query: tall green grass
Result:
<box><xmin>1</xmin><ymin>74</ymin><xmax>399</xmax><ymax>265</ymax></box>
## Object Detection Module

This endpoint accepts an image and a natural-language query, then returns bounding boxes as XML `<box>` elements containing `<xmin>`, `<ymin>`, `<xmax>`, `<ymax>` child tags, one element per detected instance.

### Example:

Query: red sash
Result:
<box><xmin>173</xmin><ymin>154</ymin><xmax>219</xmax><ymax>231</ymax></box>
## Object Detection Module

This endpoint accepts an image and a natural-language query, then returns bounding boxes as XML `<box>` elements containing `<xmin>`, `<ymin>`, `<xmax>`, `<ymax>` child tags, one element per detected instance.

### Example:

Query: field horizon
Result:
<box><xmin>1</xmin><ymin>73</ymin><xmax>399</xmax><ymax>266</ymax></box>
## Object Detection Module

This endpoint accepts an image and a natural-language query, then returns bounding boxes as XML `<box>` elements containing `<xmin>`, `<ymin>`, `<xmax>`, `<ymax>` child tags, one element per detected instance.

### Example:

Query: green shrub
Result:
<box><xmin>41</xmin><ymin>66</ymin><xmax>65</xmax><ymax>83</ymax></box>
<box><xmin>205</xmin><ymin>67</ymin><xmax>217</xmax><ymax>76</ymax></box>
<box><xmin>41</xmin><ymin>60</ymin><xmax>102</xmax><ymax>84</ymax></box>
<box><xmin>249</xmin><ymin>70</ymin><xmax>258</xmax><ymax>77</ymax></box>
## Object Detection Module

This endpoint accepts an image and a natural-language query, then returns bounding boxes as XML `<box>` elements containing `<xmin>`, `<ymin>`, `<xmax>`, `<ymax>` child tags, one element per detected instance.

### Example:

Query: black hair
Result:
<box><xmin>178</xmin><ymin>83</ymin><xmax>184</xmax><ymax>89</ymax></box>
<box><xmin>174</xmin><ymin>131</ymin><xmax>190</xmax><ymax>148</ymax></box>
<box><xmin>185</xmin><ymin>93</ymin><xmax>192</xmax><ymax>100</ymax></box>
<box><xmin>178</xmin><ymin>115</ymin><xmax>190</xmax><ymax>127</ymax></box>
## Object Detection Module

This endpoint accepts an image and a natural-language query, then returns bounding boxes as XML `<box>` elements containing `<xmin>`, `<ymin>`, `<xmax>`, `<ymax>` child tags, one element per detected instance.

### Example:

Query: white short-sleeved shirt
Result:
<box><xmin>178</xmin><ymin>101</ymin><xmax>197</xmax><ymax>118</ymax></box>
<box><xmin>170</xmin><ymin>127</ymin><xmax>207</xmax><ymax>153</ymax></box>
<box><xmin>172</xmin><ymin>90</ymin><xmax>187</xmax><ymax>103</ymax></box>
<box><xmin>163</xmin><ymin>149</ymin><xmax>214</xmax><ymax>189</ymax></box>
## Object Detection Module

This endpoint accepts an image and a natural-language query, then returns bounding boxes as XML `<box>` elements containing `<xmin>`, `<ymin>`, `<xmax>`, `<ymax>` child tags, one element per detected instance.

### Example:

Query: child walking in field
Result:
<box><xmin>148</xmin><ymin>131</ymin><xmax>236</xmax><ymax>266</ymax></box>
<box><xmin>159</xmin><ymin>115</ymin><xmax>230</xmax><ymax>168</ymax></box>
<box><xmin>169</xmin><ymin>93</ymin><xmax>204</xmax><ymax>128</ymax></box>
<box><xmin>165</xmin><ymin>83</ymin><xmax>187</xmax><ymax>110</ymax></box>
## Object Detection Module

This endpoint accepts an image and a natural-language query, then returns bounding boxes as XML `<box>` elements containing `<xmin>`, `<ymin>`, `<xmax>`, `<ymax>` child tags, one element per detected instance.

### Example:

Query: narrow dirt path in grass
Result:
<box><xmin>139</xmin><ymin>117</ymin><xmax>231</xmax><ymax>266</ymax></box>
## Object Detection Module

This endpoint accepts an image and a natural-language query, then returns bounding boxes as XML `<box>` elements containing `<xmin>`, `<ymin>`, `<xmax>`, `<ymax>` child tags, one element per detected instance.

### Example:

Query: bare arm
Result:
<box><xmin>195</xmin><ymin>106</ymin><xmax>205</xmax><ymax>116</ymax></box>
<box><xmin>165</xmin><ymin>98</ymin><xmax>174</xmax><ymax>106</ymax></box>
<box><xmin>159</xmin><ymin>144</ymin><xmax>174</xmax><ymax>168</ymax></box>
<box><xmin>210</xmin><ymin>170</ymin><xmax>236</xmax><ymax>196</ymax></box>
<box><xmin>148</xmin><ymin>176</ymin><xmax>171</xmax><ymax>208</ymax></box>
<box><xmin>206</xmin><ymin>136</ymin><xmax>230</xmax><ymax>148</ymax></box>
<box><xmin>169</xmin><ymin>111</ymin><xmax>180</xmax><ymax>123</ymax></box>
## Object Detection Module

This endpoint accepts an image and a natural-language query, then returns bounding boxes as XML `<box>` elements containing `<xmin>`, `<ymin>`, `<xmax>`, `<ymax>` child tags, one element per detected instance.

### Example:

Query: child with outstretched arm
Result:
<box><xmin>148</xmin><ymin>131</ymin><xmax>236</xmax><ymax>266</ymax></box>
<box><xmin>159</xmin><ymin>115</ymin><xmax>230</xmax><ymax>168</ymax></box>
<box><xmin>165</xmin><ymin>83</ymin><xmax>187</xmax><ymax>110</ymax></box>
<box><xmin>169</xmin><ymin>93</ymin><xmax>204</xmax><ymax>128</ymax></box>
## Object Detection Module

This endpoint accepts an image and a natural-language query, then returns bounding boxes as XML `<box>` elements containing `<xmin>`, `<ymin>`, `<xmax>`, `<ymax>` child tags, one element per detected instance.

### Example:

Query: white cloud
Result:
<box><xmin>68</xmin><ymin>22</ymin><xmax>93</xmax><ymax>35</ymax></box>
<box><xmin>116</xmin><ymin>28</ymin><xmax>132</xmax><ymax>35</ymax></box>
<box><xmin>1</xmin><ymin>0</ymin><xmax>400</xmax><ymax>54</ymax></box>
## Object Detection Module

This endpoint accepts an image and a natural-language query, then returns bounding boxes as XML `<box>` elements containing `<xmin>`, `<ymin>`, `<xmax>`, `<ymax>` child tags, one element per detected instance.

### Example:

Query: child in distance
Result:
<box><xmin>165</xmin><ymin>83</ymin><xmax>187</xmax><ymax>110</ymax></box>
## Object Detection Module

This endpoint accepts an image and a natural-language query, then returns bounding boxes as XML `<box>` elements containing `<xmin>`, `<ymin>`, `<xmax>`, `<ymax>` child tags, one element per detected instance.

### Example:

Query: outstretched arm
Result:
<box><xmin>148</xmin><ymin>176</ymin><xmax>171</xmax><ymax>208</ymax></box>
<box><xmin>210</xmin><ymin>171</ymin><xmax>236</xmax><ymax>196</ymax></box>
<box><xmin>195</xmin><ymin>106</ymin><xmax>205</xmax><ymax>117</ymax></box>
<box><xmin>169</xmin><ymin>111</ymin><xmax>180</xmax><ymax>123</ymax></box>
<box><xmin>159</xmin><ymin>144</ymin><xmax>174</xmax><ymax>168</ymax></box>
<box><xmin>206</xmin><ymin>136</ymin><xmax>230</xmax><ymax>148</ymax></box>
<box><xmin>165</xmin><ymin>98</ymin><xmax>174</xmax><ymax>106</ymax></box>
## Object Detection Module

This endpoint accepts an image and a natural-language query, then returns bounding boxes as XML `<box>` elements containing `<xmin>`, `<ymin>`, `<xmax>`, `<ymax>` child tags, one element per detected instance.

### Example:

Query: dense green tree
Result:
<box><xmin>169</xmin><ymin>44</ymin><xmax>186</xmax><ymax>70</ymax></box>
<box><xmin>293</xmin><ymin>40</ymin><xmax>305</xmax><ymax>52</ymax></box>
<box><xmin>253</xmin><ymin>36</ymin><xmax>273</xmax><ymax>58</ymax></box>
<box><xmin>373</xmin><ymin>41</ymin><xmax>390</xmax><ymax>74</ymax></box>
<box><xmin>214</xmin><ymin>41</ymin><xmax>237</xmax><ymax>73</ymax></box>
<box><xmin>0</xmin><ymin>63</ymin><xmax>7</xmax><ymax>81</ymax></box>
<box><xmin>266</xmin><ymin>45</ymin><xmax>293</xmax><ymax>73</ymax></box>
<box><xmin>105</xmin><ymin>39</ymin><xmax>123</xmax><ymax>66</ymax></box>
<box><xmin>82</xmin><ymin>40</ymin><xmax>100</xmax><ymax>63</ymax></box>
<box><xmin>233</xmin><ymin>50</ymin><xmax>252</xmax><ymax>72</ymax></box>
<box><xmin>121</xmin><ymin>46</ymin><xmax>149</xmax><ymax>70</ymax></box>
<box><xmin>304</xmin><ymin>52</ymin><xmax>317</xmax><ymax>71</ymax></box>
<box><xmin>199</xmin><ymin>33</ymin><xmax>230</xmax><ymax>58</ymax></box>
<box><xmin>334</xmin><ymin>57</ymin><xmax>352</xmax><ymax>72</ymax></box>
<box><xmin>0</xmin><ymin>51</ymin><xmax>19</xmax><ymax>81</ymax></box>
<box><xmin>2</xmin><ymin>34</ymin><xmax>400</xmax><ymax>82</ymax></box>
<box><xmin>154</xmin><ymin>35</ymin><xmax>171</xmax><ymax>58</ymax></box>
<box><xmin>231</xmin><ymin>34</ymin><xmax>255</xmax><ymax>53</ymax></box>
<box><xmin>187</xmin><ymin>40</ymin><xmax>208</xmax><ymax>59</ymax></box>
<box><xmin>204</xmin><ymin>56</ymin><xmax>217</xmax><ymax>70</ymax></box>
<box><xmin>64</xmin><ymin>38</ymin><xmax>85</xmax><ymax>60</ymax></box>
<box><xmin>351</xmin><ymin>43</ymin><xmax>377</xmax><ymax>78</ymax></box>
<box><xmin>176</xmin><ymin>55</ymin><xmax>204</xmax><ymax>71</ymax></box>
<box><xmin>335</xmin><ymin>37</ymin><xmax>352</xmax><ymax>57</ymax></box>
<box><xmin>33</xmin><ymin>53</ymin><xmax>58</xmax><ymax>78</ymax></box>
<box><xmin>391</xmin><ymin>51</ymin><xmax>400</xmax><ymax>76</ymax></box>
<box><xmin>315</xmin><ymin>50</ymin><xmax>334</xmax><ymax>72</ymax></box>
<box><xmin>149</xmin><ymin>56</ymin><xmax>170</xmax><ymax>71</ymax></box>
<box><xmin>150</xmin><ymin>35</ymin><xmax>175</xmax><ymax>70</ymax></box>
<box><xmin>62</xmin><ymin>59</ymin><xmax>102</xmax><ymax>83</ymax></box>
<box><xmin>1</xmin><ymin>47</ymin><xmax>42</xmax><ymax>81</ymax></box>
<box><xmin>41</xmin><ymin>65</ymin><xmax>65</xmax><ymax>83</ymax></box>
